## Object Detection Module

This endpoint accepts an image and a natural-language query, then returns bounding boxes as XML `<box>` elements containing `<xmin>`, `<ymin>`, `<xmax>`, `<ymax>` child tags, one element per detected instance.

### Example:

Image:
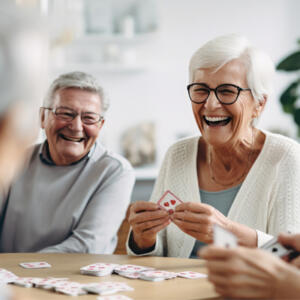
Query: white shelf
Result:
<box><xmin>53</xmin><ymin>62</ymin><xmax>146</xmax><ymax>75</ymax></box>
<box><xmin>73</xmin><ymin>32</ymin><xmax>157</xmax><ymax>46</ymax></box>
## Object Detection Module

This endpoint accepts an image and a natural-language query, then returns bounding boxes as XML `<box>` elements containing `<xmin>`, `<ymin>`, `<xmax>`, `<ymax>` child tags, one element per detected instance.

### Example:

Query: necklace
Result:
<box><xmin>208</xmin><ymin>129</ymin><xmax>254</xmax><ymax>187</ymax></box>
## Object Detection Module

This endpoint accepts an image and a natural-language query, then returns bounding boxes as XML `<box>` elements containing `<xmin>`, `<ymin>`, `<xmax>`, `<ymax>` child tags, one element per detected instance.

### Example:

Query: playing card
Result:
<box><xmin>117</xmin><ymin>271</ymin><xmax>141</xmax><ymax>279</ymax></box>
<box><xmin>19</xmin><ymin>262</ymin><xmax>51</xmax><ymax>269</ymax></box>
<box><xmin>35</xmin><ymin>278</ymin><xmax>70</xmax><ymax>290</ymax></box>
<box><xmin>83</xmin><ymin>285</ymin><xmax>119</xmax><ymax>295</ymax></box>
<box><xmin>138</xmin><ymin>275</ymin><xmax>165</xmax><ymax>282</ymax></box>
<box><xmin>0</xmin><ymin>268</ymin><xmax>18</xmax><ymax>284</ymax></box>
<box><xmin>103</xmin><ymin>282</ymin><xmax>134</xmax><ymax>292</ymax></box>
<box><xmin>83</xmin><ymin>282</ymin><xmax>134</xmax><ymax>292</ymax></box>
<box><xmin>80</xmin><ymin>263</ymin><xmax>118</xmax><ymax>277</ymax></box>
<box><xmin>157</xmin><ymin>190</ymin><xmax>183</xmax><ymax>214</ymax></box>
<box><xmin>139</xmin><ymin>270</ymin><xmax>177</xmax><ymax>281</ymax></box>
<box><xmin>213</xmin><ymin>224</ymin><xmax>237</xmax><ymax>248</ymax></box>
<box><xmin>260</xmin><ymin>237</ymin><xmax>292</xmax><ymax>258</ymax></box>
<box><xmin>113</xmin><ymin>264</ymin><xmax>153</xmax><ymax>274</ymax></box>
<box><xmin>177</xmin><ymin>271</ymin><xmax>207</xmax><ymax>279</ymax></box>
<box><xmin>13</xmin><ymin>279</ymin><xmax>33</xmax><ymax>288</ymax></box>
<box><xmin>55</xmin><ymin>285</ymin><xmax>87</xmax><ymax>296</ymax></box>
<box><xmin>97</xmin><ymin>295</ymin><xmax>133</xmax><ymax>300</ymax></box>
<box><xmin>54</xmin><ymin>281</ymin><xmax>86</xmax><ymax>296</ymax></box>
<box><xmin>12</xmin><ymin>277</ymin><xmax>44</xmax><ymax>288</ymax></box>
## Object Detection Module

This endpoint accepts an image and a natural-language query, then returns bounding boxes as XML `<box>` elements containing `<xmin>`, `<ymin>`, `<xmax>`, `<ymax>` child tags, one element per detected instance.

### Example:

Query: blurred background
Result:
<box><xmin>16</xmin><ymin>0</ymin><xmax>300</xmax><ymax>201</ymax></box>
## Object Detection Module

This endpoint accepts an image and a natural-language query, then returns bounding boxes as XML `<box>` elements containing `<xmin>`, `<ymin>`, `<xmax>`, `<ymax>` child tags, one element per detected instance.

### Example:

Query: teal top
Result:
<box><xmin>189</xmin><ymin>184</ymin><xmax>242</xmax><ymax>258</ymax></box>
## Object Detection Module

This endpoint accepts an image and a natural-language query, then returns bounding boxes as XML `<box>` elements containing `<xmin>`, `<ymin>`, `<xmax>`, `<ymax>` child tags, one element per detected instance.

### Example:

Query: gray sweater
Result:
<box><xmin>0</xmin><ymin>141</ymin><xmax>135</xmax><ymax>253</ymax></box>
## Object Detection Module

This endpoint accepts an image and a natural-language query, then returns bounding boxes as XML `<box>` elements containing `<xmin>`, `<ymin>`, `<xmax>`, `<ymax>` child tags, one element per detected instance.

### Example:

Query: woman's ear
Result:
<box><xmin>253</xmin><ymin>95</ymin><xmax>267</xmax><ymax>118</ymax></box>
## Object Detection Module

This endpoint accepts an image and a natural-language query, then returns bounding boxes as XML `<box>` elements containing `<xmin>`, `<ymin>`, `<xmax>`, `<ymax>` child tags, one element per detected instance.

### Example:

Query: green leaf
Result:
<box><xmin>294</xmin><ymin>108</ymin><xmax>300</xmax><ymax>126</ymax></box>
<box><xmin>282</xmin><ymin>104</ymin><xmax>294</xmax><ymax>114</ymax></box>
<box><xmin>279</xmin><ymin>81</ymin><xmax>299</xmax><ymax>112</ymax></box>
<box><xmin>277</xmin><ymin>51</ymin><xmax>300</xmax><ymax>71</ymax></box>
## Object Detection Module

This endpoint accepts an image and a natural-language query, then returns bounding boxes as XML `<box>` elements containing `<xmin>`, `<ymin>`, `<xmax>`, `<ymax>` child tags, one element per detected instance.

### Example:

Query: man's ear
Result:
<box><xmin>40</xmin><ymin>107</ymin><xmax>45</xmax><ymax>129</ymax></box>
<box><xmin>99</xmin><ymin>119</ymin><xmax>105</xmax><ymax>130</ymax></box>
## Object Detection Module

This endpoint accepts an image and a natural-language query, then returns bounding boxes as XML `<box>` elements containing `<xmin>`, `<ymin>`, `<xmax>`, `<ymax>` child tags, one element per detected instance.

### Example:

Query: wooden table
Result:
<box><xmin>0</xmin><ymin>253</ymin><xmax>220</xmax><ymax>300</ymax></box>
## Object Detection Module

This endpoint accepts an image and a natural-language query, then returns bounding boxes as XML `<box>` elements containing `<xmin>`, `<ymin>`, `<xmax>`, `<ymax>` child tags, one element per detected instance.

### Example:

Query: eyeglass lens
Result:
<box><xmin>189</xmin><ymin>84</ymin><xmax>240</xmax><ymax>104</ymax></box>
<box><xmin>54</xmin><ymin>107</ymin><xmax>101</xmax><ymax>124</ymax></box>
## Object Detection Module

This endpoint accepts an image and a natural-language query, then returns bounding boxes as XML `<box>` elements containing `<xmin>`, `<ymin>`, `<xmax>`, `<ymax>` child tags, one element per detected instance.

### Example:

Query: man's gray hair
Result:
<box><xmin>44</xmin><ymin>71</ymin><xmax>109</xmax><ymax>114</ymax></box>
<box><xmin>189</xmin><ymin>34</ymin><xmax>275</xmax><ymax>103</ymax></box>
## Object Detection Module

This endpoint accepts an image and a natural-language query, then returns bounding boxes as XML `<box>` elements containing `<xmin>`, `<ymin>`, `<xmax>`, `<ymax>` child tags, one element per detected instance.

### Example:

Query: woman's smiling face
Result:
<box><xmin>191</xmin><ymin>58</ymin><xmax>259</xmax><ymax>147</ymax></box>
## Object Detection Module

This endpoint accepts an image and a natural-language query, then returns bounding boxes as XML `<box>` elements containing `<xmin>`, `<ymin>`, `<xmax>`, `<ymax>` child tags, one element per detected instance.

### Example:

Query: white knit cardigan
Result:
<box><xmin>127</xmin><ymin>131</ymin><xmax>300</xmax><ymax>257</ymax></box>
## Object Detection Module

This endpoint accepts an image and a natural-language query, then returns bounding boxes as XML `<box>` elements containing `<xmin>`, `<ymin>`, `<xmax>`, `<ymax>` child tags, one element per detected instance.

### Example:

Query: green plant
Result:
<box><xmin>276</xmin><ymin>41</ymin><xmax>300</xmax><ymax>136</ymax></box>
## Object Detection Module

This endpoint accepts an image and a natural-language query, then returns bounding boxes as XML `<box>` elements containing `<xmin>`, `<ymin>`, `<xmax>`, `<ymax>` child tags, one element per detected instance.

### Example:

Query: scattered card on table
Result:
<box><xmin>139</xmin><ymin>270</ymin><xmax>177</xmax><ymax>281</ymax></box>
<box><xmin>213</xmin><ymin>224</ymin><xmax>237</xmax><ymax>248</ymax></box>
<box><xmin>157</xmin><ymin>190</ymin><xmax>183</xmax><ymax>214</ymax></box>
<box><xmin>113</xmin><ymin>264</ymin><xmax>153</xmax><ymax>274</ymax></box>
<box><xmin>80</xmin><ymin>263</ymin><xmax>117</xmax><ymax>276</ymax></box>
<box><xmin>19</xmin><ymin>262</ymin><xmax>51</xmax><ymax>269</ymax></box>
<box><xmin>0</xmin><ymin>268</ymin><xmax>18</xmax><ymax>284</ymax></box>
<box><xmin>177</xmin><ymin>271</ymin><xmax>207</xmax><ymax>279</ymax></box>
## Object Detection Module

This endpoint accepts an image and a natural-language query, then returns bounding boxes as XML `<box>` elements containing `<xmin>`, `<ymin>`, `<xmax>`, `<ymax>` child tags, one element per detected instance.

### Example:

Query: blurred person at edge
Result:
<box><xmin>0</xmin><ymin>71</ymin><xmax>135</xmax><ymax>253</ymax></box>
<box><xmin>0</xmin><ymin>2</ymin><xmax>48</xmax><ymax>299</ymax></box>
<box><xmin>201</xmin><ymin>233</ymin><xmax>300</xmax><ymax>299</ymax></box>
<box><xmin>126</xmin><ymin>34</ymin><xmax>300</xmax><ymax>257</ymax></box>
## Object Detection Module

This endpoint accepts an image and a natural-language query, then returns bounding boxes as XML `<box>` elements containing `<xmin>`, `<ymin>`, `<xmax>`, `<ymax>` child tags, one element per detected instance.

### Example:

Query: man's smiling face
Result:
<box><xmin>41</xmin><ymin>87</ymin><xmax>104</xmax><ymax>165</ymax></box>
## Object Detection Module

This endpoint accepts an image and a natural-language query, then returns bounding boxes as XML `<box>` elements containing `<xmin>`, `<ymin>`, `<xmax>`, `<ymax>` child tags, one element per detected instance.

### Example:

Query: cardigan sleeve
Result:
<box><xmin>258</xmin><ymin>143</ymin><xmax>300</xmax><ymax>247</ymax></box>
<box><xmin>126</xmin><ymin>146</ymin><xmax>172</xmax><ymax>256</ymax></box>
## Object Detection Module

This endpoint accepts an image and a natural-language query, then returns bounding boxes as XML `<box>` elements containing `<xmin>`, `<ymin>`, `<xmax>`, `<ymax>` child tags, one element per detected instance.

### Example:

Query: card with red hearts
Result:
<box><xmin>157</xmin><ymin>190</ymin><xmax>183</xmax><ymax>214</ymax></box>
<box><xmin>19</xmin><ymin>262</ymin><xmax>51</xmax><ymax>269</ymax></box>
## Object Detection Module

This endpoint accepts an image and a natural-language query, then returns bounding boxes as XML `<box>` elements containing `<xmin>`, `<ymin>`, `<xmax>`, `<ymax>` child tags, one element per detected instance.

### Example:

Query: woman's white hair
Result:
<box><xmin>44</xmin><ymin>71</ymin><xmax>109</xmax><ymax>115</ymax></box>
<box><xmin>189</xmin><ymin>34</ymin><xmax>275</xmax><ymax>103</ymax></box>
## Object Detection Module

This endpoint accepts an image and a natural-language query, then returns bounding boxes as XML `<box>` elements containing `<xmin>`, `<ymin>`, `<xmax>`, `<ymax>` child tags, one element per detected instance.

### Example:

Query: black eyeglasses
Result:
<box><xmin>187</xmin><ymin>83</ymin><xmax>251</xmax><ymax>105</ymax></box>
<box><xmin>42</xmin><ymin>106</ymin><xmax>104</xmax><ymax>125</ymax></box>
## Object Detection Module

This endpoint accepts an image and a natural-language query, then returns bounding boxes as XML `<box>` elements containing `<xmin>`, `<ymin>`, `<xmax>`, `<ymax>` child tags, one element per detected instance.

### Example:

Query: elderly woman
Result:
<box><xmin>126</xmin><ymin>34</ymin><xmax>300</xmax><ymax>258</ymax></box>
<box><xmin>201</xmin><ymin>233</ymin><xmax>300</xmax><ymax>299</ymax></box>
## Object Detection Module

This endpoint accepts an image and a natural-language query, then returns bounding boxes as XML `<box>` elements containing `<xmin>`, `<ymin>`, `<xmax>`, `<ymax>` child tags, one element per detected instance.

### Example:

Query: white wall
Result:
<box><xmin>51</xmin><ymin>0</ymin><xmax>300</xmax><ymax>171</ymax></box>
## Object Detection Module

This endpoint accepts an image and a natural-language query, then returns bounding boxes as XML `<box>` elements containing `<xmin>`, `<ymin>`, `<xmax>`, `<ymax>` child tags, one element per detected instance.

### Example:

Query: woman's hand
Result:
<box><xmin>128</xmin><ymin>201</ymin><xmax>170</xmax><ymax>250</ymax></box>
<box><xmin>171</xmin><ymin>202</ymin><xmax>257</xmax><ymax>246</ymax></box>
<box><xmin>200</xmin><ymin>245</ymin><xmax>300</xmax><ymax>299</ymax></box>
<box><xmin>278</xmin><ymin>233</ymin><xmax>300</xmax><ymax>268</ymax></box>
<box><xmin>170</xmin><ymin>202</ymin><xmax>231</xmax><ymax>243</ymax></box>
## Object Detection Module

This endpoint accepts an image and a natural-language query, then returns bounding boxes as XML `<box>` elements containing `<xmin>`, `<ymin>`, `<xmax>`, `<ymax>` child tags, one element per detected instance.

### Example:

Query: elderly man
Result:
<box><xmin>0</xmin><ymin>71</ymin><xmax>135</xmax><ymax>253</ymax></box>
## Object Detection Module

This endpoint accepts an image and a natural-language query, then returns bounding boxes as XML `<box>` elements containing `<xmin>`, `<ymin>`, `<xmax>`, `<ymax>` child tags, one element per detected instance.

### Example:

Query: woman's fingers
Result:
<box><xmin>175</xmin><ymin>202</ymin><xmax>214</xmax><ymax>214</ymax></box>
<box><xmin>172</xmin><ymin>217</ymin><xmax>210</xmax><ymax>233</ymax></box>
<box><xmin>134</xmin><ymin>216</ymin><xmax>170</xmax><ymax>234</ymax></box>
<box><xmin>142</xmin><ymin>218</ymin><xmax>171</xmax><ymax>235</ymax></box>
<box><xmin>131</xmin><ymin>201</ymin><xmax>160</xmax><ymax>213</ymax></box>
<box><xmin>128</xmin><ymin>201</ymin><xmax>169</xmax><ymax>226</ymax></box>
<box><xmin>278</xmin><ymin>233</ymin><xmax>300</xmax><ymax>252</ymax></box>
<box><xmin>132</xmin><ymin>209</ymin><xmax>169</xmax><ymax>224</ymax></box>
<box><xmin>172</xmin><ymin>210</ymin><xmax>211</xmax><ymax>224</ymax></box>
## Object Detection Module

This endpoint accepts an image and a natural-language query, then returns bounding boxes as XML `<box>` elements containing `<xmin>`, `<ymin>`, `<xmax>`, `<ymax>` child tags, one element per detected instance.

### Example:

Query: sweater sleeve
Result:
<box><xmin>258</xmin><ymin>143</ymin><xmax>300</xmax><ymax>247</ymax></box>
